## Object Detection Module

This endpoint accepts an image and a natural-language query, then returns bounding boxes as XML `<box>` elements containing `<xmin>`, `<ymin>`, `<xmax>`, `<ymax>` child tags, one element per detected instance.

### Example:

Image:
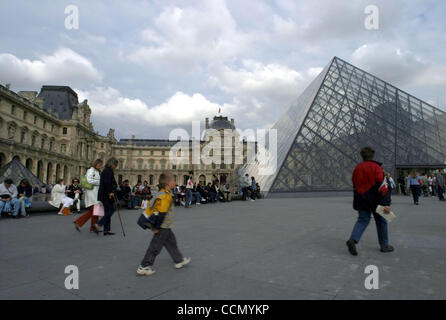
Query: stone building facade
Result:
<box><xmin>0</xmin><ymin>84</ymin><xmax>247</xmax><ymax>187</ymax></box>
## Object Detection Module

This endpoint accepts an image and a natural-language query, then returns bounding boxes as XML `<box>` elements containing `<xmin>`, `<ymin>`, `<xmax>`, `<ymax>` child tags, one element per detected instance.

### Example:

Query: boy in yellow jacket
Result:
<box><xmin>137</xmin><ymin>173</ymin><xmax>191</xmax><ymax>276</ymax></box>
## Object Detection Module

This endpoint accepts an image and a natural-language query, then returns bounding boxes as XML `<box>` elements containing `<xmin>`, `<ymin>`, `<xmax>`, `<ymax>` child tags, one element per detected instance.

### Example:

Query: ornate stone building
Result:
<box><xmin>0</xmin><ymin>84</ymin><xmax>247</xmax><ymax>187</ymax></box>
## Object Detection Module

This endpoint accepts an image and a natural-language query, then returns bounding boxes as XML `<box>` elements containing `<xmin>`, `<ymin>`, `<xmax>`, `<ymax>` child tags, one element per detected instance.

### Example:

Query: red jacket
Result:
<box><xmin>352</xmin><ymin>161</ymin><xmax>391</xmax><ymax>211</ymax></box>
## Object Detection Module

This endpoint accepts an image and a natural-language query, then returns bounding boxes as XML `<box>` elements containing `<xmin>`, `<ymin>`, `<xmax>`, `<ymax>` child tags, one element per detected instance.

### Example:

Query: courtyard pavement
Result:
<box><xmin>1</xmin><ymin>195</ymin><xmax>445</xmax><ymax>300</ymax></box>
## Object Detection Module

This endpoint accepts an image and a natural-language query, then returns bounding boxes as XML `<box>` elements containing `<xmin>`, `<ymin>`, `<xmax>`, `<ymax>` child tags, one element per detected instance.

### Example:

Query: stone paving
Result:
<box><xmin>1</xmin><ymin>195</ymin><xmax>445</xmax><ymax>300</ymax></box>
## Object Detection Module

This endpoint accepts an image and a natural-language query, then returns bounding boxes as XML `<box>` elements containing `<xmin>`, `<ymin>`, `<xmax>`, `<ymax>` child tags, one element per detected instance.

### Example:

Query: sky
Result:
<box><xmin>1</xmin><ymin>0</ymin><xmax>445</xmax><ymax>140</ymax></box>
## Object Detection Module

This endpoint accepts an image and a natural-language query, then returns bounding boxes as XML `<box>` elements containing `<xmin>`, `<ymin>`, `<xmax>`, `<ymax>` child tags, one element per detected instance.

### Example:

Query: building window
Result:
<box><xmin>31</xmin><ymin>135</ymin><xmax>36</xmax><ymax>147</ymax></box>
<box><xmin>162</xmin><ymin>151</ymin><xmax>165</xmax><ymax>156</ymax></box>
<box><xmin>23</xmin><ymin>111</ymin><xmax>27</xmax><ymax>121</ymax></box>
<box><xmin>43</xmin><ymin>120</ymin><xmax>46</xmax><ymax>129</ymax></box>
<box><xmin>139</xmin><ymin>150</ymin><xmax>142</xmax><ymax>156</ymax></box>
<box><xmin>62</xmin><ymin>127</ymin><xmax>68</xmax><ymax>135</ymax></box>
<box><xmin>101</xmin><ymin>143</ymin><xmax>104</xmax><ymax>149</ymax></box>
<box><xmin>51</xmin><ymin>124</ymin><xmax>54</xmax><ymax>132</ymax></box>
<box><xmin>34</xmin><ymin>116</ymin><xmax>37</xmax><ymax>125</ymax></box>
<box><xmin>120</xmin><ymin>149</ymin><xmax>123</xmax><ymax>155</ymax></box>
<box><xmin>49</xmin><ymin>141</ymin><xmax>53</xmax><ymax>152</ymax></box>
<box><xmin>41</xmin><ymin>139</ymin><xmax>45</xmax><ymax>149</ymax></box>
<box><xmin>150</xmin><ymin>151</ymin><xmax>154</xmax><ymax>156</ymax></box>
<box><xmin>61</xmin><ymin>144</ymin><xmax>67</xmax><ymax>154</ymax></box>
<box><xmin>172</xmin><ymin>164</ymin><xmax>177</xmax><ymax>170</ymax></box>
<box><xmin>11</xmin><ymin>105</ymin><xmax>15</xmax><ymax>115</ymax></box>
<box><xmin>20</xmin><ymin>131</ymin><xmax>26</xmax><ymax>144</ymax></box>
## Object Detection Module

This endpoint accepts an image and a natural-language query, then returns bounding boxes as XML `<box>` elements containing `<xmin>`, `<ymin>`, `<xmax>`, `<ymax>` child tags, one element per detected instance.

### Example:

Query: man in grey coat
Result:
<box><xmin>434</xmin><ymin>169</ymin><xmax>445</xmax><ymax>201</ymax></box>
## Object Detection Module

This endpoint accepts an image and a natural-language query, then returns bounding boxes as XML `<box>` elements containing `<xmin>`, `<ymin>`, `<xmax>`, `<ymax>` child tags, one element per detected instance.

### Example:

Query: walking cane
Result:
<box><xmin>112</xmin><ymin>195</ymin><xmax>126</xmax><ymax>237</ymax></box>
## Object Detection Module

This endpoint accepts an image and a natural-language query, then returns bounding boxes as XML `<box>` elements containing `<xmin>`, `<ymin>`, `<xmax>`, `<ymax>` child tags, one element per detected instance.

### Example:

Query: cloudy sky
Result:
<box><xmin>1</xmin><ymin>0</ymin><xmax>445</xmax><ymax>139</ymax></box>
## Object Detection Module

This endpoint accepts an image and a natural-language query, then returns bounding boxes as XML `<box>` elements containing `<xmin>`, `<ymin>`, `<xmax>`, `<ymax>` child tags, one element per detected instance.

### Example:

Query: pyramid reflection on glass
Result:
<box><xmin>241</xmin><ymin>57</ymin><xmax>446</xmax><ymax>195</ymax></box>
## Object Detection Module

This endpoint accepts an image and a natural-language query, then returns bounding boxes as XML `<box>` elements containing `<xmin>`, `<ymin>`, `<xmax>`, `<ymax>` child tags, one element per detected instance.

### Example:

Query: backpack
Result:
<box><xmin>80</xmin><ymin>175</ymin><xmax>94</xmax><ymax>190</ymax></box>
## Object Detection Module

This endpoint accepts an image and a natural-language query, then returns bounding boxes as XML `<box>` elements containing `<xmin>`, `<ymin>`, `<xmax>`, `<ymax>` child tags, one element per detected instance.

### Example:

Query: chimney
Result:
<box><xmin>6</xmin><ymin>83</ymin><xmax>11</xmax><ymax>90</ymax></box>
<box><xmin>205</xmin><ymin>117</ymin><xmax>209</xmax><ymax>129</ymax></box>
<box><xmin>231</xmin><ymin>118</ymin><xmax>235</xmax><ymax>128</ymax></box>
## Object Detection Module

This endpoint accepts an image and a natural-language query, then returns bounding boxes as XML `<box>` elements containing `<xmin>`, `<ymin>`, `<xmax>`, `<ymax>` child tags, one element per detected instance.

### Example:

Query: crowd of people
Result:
<box><xmin>396</xmin><ymin>169</ymin><xmax>446</xmax><ymax>205</ymax></box>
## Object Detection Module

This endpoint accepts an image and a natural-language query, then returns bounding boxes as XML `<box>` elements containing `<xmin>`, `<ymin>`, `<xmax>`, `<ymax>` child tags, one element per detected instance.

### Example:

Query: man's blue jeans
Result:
<box><xmin>0</xmin><ymin>199</ymin><xmax>22</xmax><ymax>216</ymax></box>
<box><xmin>193</xmin><ymin>191</ymin><xmax>201</xmax><ymax>204</ymax></box>
<box><xmin>185</xmin><ymin>189</ymin><xmax>192</xmax><ymax>206</ymax></box>
<box><xmin>350</xmin><ymin>210</ymin><xmax>389</xmax><ymax>247</ymax></box>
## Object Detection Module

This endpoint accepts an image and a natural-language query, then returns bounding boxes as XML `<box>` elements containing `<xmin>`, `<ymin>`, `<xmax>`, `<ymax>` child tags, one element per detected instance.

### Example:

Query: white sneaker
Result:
<box><xmin>136</xmin><ymin>265</ymin><xmax>156</xmax><ymax>276</ymax></box>
<box><xmin>196</xmin><ymin>203</ymin><xmax>201</xmax><ymax>205</ymax></box>
<box><xmin>174</xmin><ymin>257</ymin><xmax>191</xmax><ymax>269</ymax></box>
<box><xmin>250</xmin><ymin>199</ymin><xmax>255</xmax><ymax>202</ymax></box>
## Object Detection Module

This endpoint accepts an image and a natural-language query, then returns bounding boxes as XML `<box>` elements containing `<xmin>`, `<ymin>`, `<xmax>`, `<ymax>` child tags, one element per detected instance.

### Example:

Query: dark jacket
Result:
<box><xmin>67</xmin><ymin>184</ymin><xmax>83</xmax><ymax>199</ymax></box>
<box><xmin>97</xmin><ymin>167</ymin><xmax>117</xmax><ymax>202</ymax></box>
<box><xmin>17</xmin><ymin>185</ymin><xmax>33</xmax><ymax>198</ymax></box>
<box><xmin>353</xmin><ymin>160</ymin><xmax>391</xmax><ymax>212</ymax></box>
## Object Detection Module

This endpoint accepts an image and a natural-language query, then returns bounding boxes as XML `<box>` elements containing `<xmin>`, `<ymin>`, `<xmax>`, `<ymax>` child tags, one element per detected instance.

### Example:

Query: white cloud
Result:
<box><xmin>0</xmin><ymin>48</ymin><xmax>102</xmax><ymax>89</ymax></box>
<box><xmin>126</xmin><ymin>0</ymin><xmax>252</xmax><ymax>71</ymax></box>
<box><xmin>209</xmin><ymin>60</ymin><xmax>318</xmax><ymax>105</ymax></box>
<box><xmin>77</xmin><ymin>86</ymin><xmax>233</xmax><ymax>130</ymax></box>
<box><xmin>351</xmin><ymin>43</ymin><xmax>446</xmax><ymax>87</ymax></box>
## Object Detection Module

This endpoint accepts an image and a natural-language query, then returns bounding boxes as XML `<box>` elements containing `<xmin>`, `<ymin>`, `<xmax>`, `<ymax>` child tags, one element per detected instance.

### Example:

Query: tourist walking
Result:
<box><xmin>407</xmin><ymin>170</ymin><xmax>422</xmax><ymax>205</ymax></box>
<box><xmin>74</xmin><ymin>159</ymin><xmax>103</xmax><ymax>232</ymax></box>
<box><xmin>93</xmin><ymin>158</ymin><xmax>118</xmax><ymax>236</ymax></box>
<box><xmin>136</xmin><ymin>173</ymin><xmax>190</xmax><ymax>276</ymax></box>
<box><xmin>346</xmin><ymin>147</ymin><xmax>394</xmax><ymax>256</ymax></box>
<box><xmin>250</xmin><ymin>176</ymin><xmax>257</xmax><ymax>201</ymax></box>
<box><xmin>434</xmin><ymin>169</ymin><xmax>445</xmax><ymax>201</ymax></box>
<box><xmin>240</xmin><ymin>174</ymin><xmax>250</xmax><ymax>201</ymax></box>
<box><xmin>385</xmin><ymin>173</ymin><xmax>396</xmax><ymax>194</ymax></box>
<box><xmin>185</xmin><ymin>171</ymin><xmax>194</xmax><ymax>208</ymax></box>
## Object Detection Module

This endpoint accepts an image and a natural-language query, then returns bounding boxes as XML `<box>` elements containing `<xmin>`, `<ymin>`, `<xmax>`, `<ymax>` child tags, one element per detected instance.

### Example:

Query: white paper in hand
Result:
<box><xmin>376</xmin><ymin>205</ymin><xmax>397</xmax><ymax>223</ymax></box>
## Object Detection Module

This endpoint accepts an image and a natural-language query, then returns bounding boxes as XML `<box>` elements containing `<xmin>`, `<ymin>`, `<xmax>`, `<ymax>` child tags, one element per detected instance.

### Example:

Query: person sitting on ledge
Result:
<box><xmin>0</xmin><ymin>178</ymin><xmax>23</xmax><ymax>219</ymax></box>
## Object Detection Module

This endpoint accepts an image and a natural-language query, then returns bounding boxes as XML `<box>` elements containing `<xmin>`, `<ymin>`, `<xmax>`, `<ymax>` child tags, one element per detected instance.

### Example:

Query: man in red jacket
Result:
<box><xmin>346</xmin><ymin>147</ymin><xmax>394</xmax><ymax>256</ymax></box>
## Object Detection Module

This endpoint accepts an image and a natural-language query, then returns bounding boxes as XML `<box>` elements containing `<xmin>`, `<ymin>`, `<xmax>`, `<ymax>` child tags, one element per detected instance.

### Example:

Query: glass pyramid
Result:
<box><xmin>242</xmin><ymin>57</ymin><xmax>446</xmax><ymax>195</ymax></box>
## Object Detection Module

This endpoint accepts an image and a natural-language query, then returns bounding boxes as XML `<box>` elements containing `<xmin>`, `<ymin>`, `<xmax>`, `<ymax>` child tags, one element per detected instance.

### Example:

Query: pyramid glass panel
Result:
<box><xmin>241</xmin><ymin>57</ymin><xmax>446</xmax><ymax>195</ymax></box>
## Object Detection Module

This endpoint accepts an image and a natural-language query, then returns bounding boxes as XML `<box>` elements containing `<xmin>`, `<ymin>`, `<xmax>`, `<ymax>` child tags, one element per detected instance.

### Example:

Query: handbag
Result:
<box><xmin>93</xmin><ymin>203</ymin><xmax>104</xmax><ymax>216</ymax></box>
<box><xmin>80</xmin><ymin>175</ymin><xmax>94</xmax><ymax>190</ymax></box>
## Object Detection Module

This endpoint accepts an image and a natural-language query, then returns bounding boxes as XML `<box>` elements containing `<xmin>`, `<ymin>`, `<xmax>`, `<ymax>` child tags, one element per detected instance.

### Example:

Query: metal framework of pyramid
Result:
<box><xmin>0</xmin><ymin>159</ymin><xmax>44</xmax><ymax>187</ymax></box>
<box><xmin>241</xmin><ymin>57</ymin><xmax>446</xmax><ymax>195</ymax></box>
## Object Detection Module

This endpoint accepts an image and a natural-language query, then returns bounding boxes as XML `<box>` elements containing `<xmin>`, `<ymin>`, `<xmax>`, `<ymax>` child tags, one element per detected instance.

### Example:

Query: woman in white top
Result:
<box><xmin>49</xmin><ymin>179</ymin><xmax>73</xmax><ymax>215</ymax></box>
<box><xmin>74</xmin><ymin>159</ymin><xmax>103</xmax><ymax>232</ymax></box>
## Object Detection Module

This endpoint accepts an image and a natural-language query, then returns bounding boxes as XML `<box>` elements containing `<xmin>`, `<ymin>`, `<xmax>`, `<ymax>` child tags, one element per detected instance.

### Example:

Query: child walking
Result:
<box><xmin>137</xmin><ymin>173</ymin><xmax>190</xmax><ymax>276</ymax></box>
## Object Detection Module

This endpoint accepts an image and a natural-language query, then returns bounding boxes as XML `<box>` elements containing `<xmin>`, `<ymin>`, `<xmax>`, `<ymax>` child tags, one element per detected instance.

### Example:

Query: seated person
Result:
<box><xmin>0</xmin><ymin>178</ymin><xmax>23</xmax><ymax>218</ymax></box>
<box><xmin>196</xmin><ymin>183</ymin><xmax>208</xmax><ymax>203</ymax></box>
<box><xmin>132</xmin><ymin>182</ymin><xmax>143</xmax><ymax>208</ymax></box>
<box><xmin>142</xmin><ymin>181</ymin><xmax>152</xmax><ymax>200</ymax></box>
<box><xmin>222</xmin><ymin>183</ymin><xmax>231</xmax><ymax>202</ymax></box>
<box><xmin>206</xmin><ymin>183</ymin><xmax>217</xmax><ymax>203</ymax></box>
<box><xmin>17</xmin><ymin>179</ymin><xmax>33</xmax><ymax>217</ymax></box>
<box><xmin>118</xmin><ymin>180</ymin><xmax>133</xmax><ymax>209</ymax></box>
<box><xmin>49</xmin><ymin>179</ymin><xmax>73</xmax><ymax>215</ymax></box>
<box><xmin>67</xmin><ymin>178</ymin><xmax>83</xmax><ymax>213</ymax></box>
<box><xmin>192</xmin><ymin>183</ymin><xmax>202</xmax><ymax>205</ymax></box>
<box><xmin>213</xmin><ymin>182</ymin><xmax>225</xmax><ymax>202</ymax></box>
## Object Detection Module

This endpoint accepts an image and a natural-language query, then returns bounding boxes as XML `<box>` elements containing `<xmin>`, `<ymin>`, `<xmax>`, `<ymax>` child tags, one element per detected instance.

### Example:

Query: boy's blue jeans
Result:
<box><xmin>350</xmin><ymin>210</ymin><xmax>389</xmax><ymax>247</ymax></box>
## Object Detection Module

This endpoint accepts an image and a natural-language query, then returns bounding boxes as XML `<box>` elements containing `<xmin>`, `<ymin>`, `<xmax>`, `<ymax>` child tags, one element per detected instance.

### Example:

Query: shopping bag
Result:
<box><xmin>93</xmin><ymin>203</ymin><xmax>104</xmax><ymax>217</ymax></box>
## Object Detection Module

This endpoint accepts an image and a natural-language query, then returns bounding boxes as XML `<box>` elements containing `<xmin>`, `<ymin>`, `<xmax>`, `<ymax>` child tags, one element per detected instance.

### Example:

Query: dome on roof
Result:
<box><xmin>209</xmin><ymin>116</ymin><xmax>235</xmax><ymax>130</ymax></box>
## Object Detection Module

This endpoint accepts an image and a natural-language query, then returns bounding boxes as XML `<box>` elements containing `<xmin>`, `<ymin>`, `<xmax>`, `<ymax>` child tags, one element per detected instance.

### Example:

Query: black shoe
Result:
<box><xmin>12</xmin><ymin>216</ymin><xmax>19</xmax><ymax>219</ymax></box>
<box><xmin>91</xmin><ymin>225</ymin><xmax>101</xmax><ymax>235</ymax></box>
<box><xmin>104</xmin><ymin>232</ymin><xmax>115</xmax><ymax>236</ymax></box>
<box><xmin>346</xmin><ymin>239</ymin><xmax>358</xmax><ymax>256</ymax></box>
<box><xmin>380</xmin><ymin>245</ymin><xmax>394</xmax><ymax>253</ymax></box>
<box><xmin>74</xmin><ymin>222</ymin><xmax>81</xmax><ymax>233</ymax></box>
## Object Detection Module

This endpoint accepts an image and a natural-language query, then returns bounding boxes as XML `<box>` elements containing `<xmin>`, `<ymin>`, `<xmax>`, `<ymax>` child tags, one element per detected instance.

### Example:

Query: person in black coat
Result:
<box><xmin>93</xmin><ymin>158</ymin><xmax>119</xmax><ymax>236</ymax></box>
